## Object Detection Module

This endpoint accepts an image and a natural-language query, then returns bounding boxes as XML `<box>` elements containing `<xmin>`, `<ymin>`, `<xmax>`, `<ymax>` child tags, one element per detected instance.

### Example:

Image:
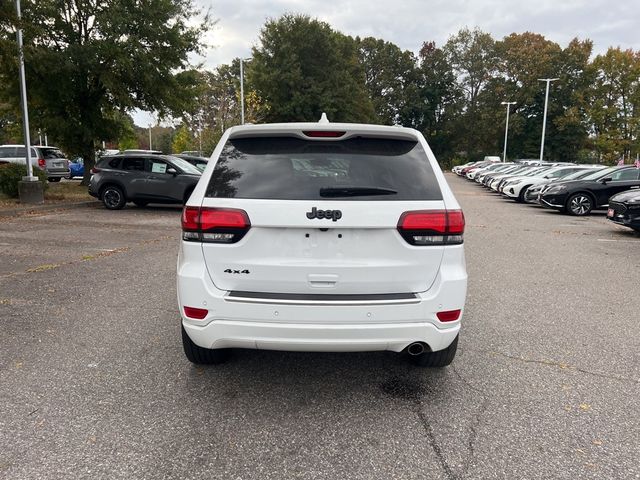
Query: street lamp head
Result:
<box><xmin>537</xmin><ymin>78</ymin><xmax>559</xmax><ymax>82</ymax></box>
<box><xmin>501</xmin><ymin>101</ymin><xmax>516</xmax><ymax>105</ymax></box>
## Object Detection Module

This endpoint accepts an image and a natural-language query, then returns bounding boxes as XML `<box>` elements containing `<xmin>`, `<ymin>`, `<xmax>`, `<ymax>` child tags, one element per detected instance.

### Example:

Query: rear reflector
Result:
<box><xmin>437</xmin><ymin>309</ymin><xmax>461</xmax><ymax>322</ymax></box>
<box><xmin>302</xmin><ymin>131</ymin><xmax>345</xmax><ymax>138</ymax></box>
<box><xmin>182</xmin><ymin>207</ymin><xmax>250</xmax><ymax>243</ymax></box>
<box><xmin>184</xmin><ymin>306</ymin><xmax>208</xmax><ymax>319</ymax></box>
<box><xmin>397</xmin><ymin>210</ymin><xmax>465</xmax><ymax>245</ymax></box>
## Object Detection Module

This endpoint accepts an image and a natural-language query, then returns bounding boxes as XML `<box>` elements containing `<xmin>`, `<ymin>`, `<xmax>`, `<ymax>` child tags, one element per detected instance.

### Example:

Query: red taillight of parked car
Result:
<box><xmin>37</xmin><ymin>158</ymin><xmax>46</xmax><ymax>169</ymax></box>
<box><xmin>181</xmin><ymin>206</ymin><xmax>251</xmax><ymax>243</ymax></box>
<box><xmin>90</xmin><ymin>167</ymin><xmax>101</xmax><ymax>174</ymax></box>
<box><xmin>183</xmin><ymin>306</ymin><xmax>208</xmax><ymax>320</ymax></box>
<box><xmin>397</xmin><ymin>210</ymin><xmax>465</xmax><ymax>245</ymax></box>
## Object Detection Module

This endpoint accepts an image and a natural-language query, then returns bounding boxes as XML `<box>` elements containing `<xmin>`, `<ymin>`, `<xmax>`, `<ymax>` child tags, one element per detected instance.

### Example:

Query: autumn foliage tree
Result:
<box><xmin>0</xmin><ymin>0</ymin><xmax>212</xmax><ymax>183</ymax></box>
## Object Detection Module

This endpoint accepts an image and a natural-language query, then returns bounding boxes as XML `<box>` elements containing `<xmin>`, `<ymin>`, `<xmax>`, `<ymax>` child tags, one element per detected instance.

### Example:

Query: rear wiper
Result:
<box><xmin>319</xmin><ymin>186</ymin><xmax>398</xmax><ymax>197</ymax></box>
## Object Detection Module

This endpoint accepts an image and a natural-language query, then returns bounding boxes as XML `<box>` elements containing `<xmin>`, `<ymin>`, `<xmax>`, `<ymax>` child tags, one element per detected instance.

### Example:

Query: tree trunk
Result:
<box><xmin>80</xmin><ymin>147</ymin><xmax>96</xmax><ymax>186</ymax></box>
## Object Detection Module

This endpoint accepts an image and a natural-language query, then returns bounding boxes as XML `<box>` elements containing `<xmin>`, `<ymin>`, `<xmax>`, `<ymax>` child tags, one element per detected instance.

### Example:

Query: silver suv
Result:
<box><xmin>0</xmin><ymin>145</ymin><xmax>70</xmax><ymax>181</ymax></box>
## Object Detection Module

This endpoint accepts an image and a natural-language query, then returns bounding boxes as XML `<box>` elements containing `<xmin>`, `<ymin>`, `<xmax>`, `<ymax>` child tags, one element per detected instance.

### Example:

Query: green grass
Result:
<box><xmin>0</xmin><ymin>181</ymin><xmax>92</xmax><ymax>208</ymax></box>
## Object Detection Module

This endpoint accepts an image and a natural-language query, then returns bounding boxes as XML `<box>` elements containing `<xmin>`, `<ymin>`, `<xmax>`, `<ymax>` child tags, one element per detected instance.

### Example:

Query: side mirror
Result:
<box><xmin>167</xmin><ymin>167</ymin><xmax>178</xmax><ymax>175</ymax></box>
<box><xmin>600</xmin><ymin>177</ymin><xmax>612</xmax><ymax>184</ymax></box>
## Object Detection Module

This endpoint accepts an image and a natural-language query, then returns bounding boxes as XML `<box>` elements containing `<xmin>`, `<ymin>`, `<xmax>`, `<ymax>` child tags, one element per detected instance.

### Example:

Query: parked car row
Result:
<box><xmin>454</xmin><ymin>160</ymin><xmax>640</xmax><ymax>233</ymax></box>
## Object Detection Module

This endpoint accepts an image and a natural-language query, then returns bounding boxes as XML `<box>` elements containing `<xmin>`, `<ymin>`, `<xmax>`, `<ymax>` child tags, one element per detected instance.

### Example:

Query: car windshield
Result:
<box><xmin>580</xmin><ymin>167</ymin><xmax>616</xmax><ymax>181</ymax></box>
<box><xmin>561</xmin><ymin>169</ymin><xmax>601</xmax><ymax>180</ymax></box>
<box><xmin>168</xmin><ymin>156</ymin><xmax>202</xmax><ymax>175</ymax></box>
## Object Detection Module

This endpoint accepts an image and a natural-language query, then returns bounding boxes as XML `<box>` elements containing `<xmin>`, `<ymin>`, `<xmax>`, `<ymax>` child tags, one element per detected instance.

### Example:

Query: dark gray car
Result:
<box><xmin>88</xmin><ymin>154</ymin><xmax>202</xmax><ymax>209</ymax></box>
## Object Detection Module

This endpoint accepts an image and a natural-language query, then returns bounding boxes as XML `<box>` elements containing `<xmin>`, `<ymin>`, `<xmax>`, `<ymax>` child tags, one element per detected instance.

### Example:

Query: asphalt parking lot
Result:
<box><xmin>1</xmin><ymin>174</ymin><xmax>638</xmax><ymax>480</ymax></box>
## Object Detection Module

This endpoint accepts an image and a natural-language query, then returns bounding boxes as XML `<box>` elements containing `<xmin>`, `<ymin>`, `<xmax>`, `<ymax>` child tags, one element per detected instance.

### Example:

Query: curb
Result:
<box><xmin>0</xmin><ymin>200</ymin><xmax>101</xmax><ymax>218</ymax></box>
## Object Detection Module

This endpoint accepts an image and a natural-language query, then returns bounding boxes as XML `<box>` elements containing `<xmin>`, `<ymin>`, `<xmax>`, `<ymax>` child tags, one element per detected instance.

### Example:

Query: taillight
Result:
<box><xmin>397</xmin><ymin>210</ymin><xmax>465</xmax><ymax>245</ymax></box>
<box><xmin>90</xmin><ymin>167</ymin><xmax>101</xmax><ymax>174</ymax></box>
<box><xmin>37</xmin><ymin>158</ymin><xmax>45</xmax><ymax>168</ymax></box>
<box><xmin>181</xmin><ymin>207</ymin><xmax>250</xmax><ymax>243</ymax></box>
<box><xmin>437</xmin><ymin>309</ymin><xmax>461</xmax><ymax>322</ymax></box>
<box><xmin>183</xmin><ymin>306</ymin><xmax>208</xmax><ymax>319</ymax></box>
<box><xmin>302</xmin><ymin>131</ymin><xmax>345</xmax><ymax>138</ymax></box>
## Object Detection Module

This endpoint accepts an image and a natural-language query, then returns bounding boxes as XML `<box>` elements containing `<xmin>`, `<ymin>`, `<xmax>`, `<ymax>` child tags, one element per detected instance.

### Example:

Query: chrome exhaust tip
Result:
<box><xmin>407</xmin><ymin>342</ymin><xmax>426</xmax><ymax>356</ymax></box>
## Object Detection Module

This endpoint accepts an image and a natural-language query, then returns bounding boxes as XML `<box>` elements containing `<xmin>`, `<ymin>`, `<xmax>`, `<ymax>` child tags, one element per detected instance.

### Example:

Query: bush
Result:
<box><xmin>0</xmin><ymin>163</ymin><xmax>48</xmax><ymax>198</ymax></box>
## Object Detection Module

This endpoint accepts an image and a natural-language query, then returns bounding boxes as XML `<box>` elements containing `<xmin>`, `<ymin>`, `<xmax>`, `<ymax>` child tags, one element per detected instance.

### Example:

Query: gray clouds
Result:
<box><xmin>195</xmin><ymin>0</ymin><xmax>640</xmax><ymax>67</ymax></box>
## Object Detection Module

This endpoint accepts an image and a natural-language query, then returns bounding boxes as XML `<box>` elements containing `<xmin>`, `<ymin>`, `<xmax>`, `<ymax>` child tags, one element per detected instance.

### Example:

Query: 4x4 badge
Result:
<box><xmin>306</xmin><ymin>207</ymin><xmax>342</xmax><ymax>221</ymax></box>
<box><xmin>224</xmin><ymin>269</ymin><xmax>250</xmax><ymax>274</ymax></box>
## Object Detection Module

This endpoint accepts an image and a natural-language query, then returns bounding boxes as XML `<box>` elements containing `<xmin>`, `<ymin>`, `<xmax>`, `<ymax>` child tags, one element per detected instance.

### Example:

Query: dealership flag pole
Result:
<box><xmin>15</xmin><ymin>0</ymin><xmax>36</xmax><ymax>181</ymax></box>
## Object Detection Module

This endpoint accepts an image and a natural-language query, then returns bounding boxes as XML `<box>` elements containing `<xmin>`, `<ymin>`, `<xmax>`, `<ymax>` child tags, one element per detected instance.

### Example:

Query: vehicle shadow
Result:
<box><xmin>182</xmin><ymin>348</ymin><xmax>453</xmax><ymax>407</ymax></box>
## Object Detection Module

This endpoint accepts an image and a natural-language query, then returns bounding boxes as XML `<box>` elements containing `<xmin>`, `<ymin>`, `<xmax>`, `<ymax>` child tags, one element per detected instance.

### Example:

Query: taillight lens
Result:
<box><xmin>184</xmin><ymin>306</ymin><xmax>208</xmax><ymax>319</ymax></box>
<box><xmin>437</xmin><ymin>309</ymin><xmax>461</xmax><ymax>322</ymax></box>
<box><xmin>181</xmin><ymin>207</ymin><xmax>250</xmax><ymax>243</ymax></box>
<box><xmin>90</xmin><ymin>167</ymin><xmax>101</xmax><ymax>174</ymax></box>
<box><xmin>397</xmin><ymin>210</ymin><xmax>465</xmax><ymax>245</ymax></box>
<box><xmin>37</xmin><ymin>158</ymin><xmax>45</xmax><ymax>168</ymax></box>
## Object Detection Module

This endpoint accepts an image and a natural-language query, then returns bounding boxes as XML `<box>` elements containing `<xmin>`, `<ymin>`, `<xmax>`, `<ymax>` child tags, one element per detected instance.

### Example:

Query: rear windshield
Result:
<box><xmin>205</xmin><ymin>136</ymin><xmax>442</xmax><ymax>201</ymax></box>
<box><xmin>41</xmin><ymin>148</ymin><xmax>65</xmax><ymax>159</ymax></box>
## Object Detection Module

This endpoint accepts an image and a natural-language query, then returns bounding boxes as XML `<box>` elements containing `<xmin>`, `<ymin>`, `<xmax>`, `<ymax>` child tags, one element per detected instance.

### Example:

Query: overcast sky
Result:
<box><xmin>134</xmin><ymin>0</ymin><xmax>640</xmax><ymax>126</ymax></box>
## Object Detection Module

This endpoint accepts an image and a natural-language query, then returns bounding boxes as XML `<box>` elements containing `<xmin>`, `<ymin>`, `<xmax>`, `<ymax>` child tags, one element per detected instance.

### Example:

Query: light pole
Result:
<box><xmin>501</xmin><ymin>101</ymin><xmax>516</xmax><ymax>162</ymax></box>
<box><xmin>538</xmin><ymin>78</ymin><xmax>559</xmax><ymax>161</ymax></box>
<box><xmin>148</xmin><ymin>124</ymin><xmax>152</xmax><ymax>150</ymax></box>
<box><xmin>239</xmin><ymin>57</ymin><xmax>251</xmax><ymax>125</ymax></box>
<box><xmin>15</xmin><ymin>0</ymin><xmax>35</xmax><ymax>181</ymax></box>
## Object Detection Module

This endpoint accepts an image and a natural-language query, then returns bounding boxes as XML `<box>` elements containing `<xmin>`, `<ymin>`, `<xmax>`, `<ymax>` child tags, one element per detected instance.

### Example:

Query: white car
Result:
<box><xmin>177</xmin><ymin>118</ymin><xmax>467</xmax><ymax>367</ymax></box>
<box><xmin>501</xmin><ymin>166</ymin><xmax>602</xmax><ymax>202</ymax></box>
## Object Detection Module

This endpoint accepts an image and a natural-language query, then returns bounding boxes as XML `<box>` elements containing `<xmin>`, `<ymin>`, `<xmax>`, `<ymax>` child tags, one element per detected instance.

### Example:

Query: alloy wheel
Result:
<box><xmin>104</xmin><ymin>189</ymin><xmax>121</xmax><ymax>208</ymax></box>
<box><xmin>569</xmin><ymin>195</ymin><xmax>591</xmax><ymax>215</ymax></box>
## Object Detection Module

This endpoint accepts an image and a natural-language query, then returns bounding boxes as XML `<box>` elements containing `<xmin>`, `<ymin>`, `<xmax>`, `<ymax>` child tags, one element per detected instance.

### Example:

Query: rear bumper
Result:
<box><xmin>177</xmin><ymin>242</ymin><xmax>467</xmax><ymax>353</ymax></box>
<box><xmin>46</xmin><ymin>170</ymin><xmax>69</xmax><ymax>178</ymax></box>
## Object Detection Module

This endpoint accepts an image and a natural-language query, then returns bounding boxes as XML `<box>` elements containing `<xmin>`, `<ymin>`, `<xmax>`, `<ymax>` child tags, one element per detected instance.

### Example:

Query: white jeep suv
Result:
<box><xmin>177</xmin><ymin>120</ymin><xmax>467</xmax><ymax>367</ymax></box>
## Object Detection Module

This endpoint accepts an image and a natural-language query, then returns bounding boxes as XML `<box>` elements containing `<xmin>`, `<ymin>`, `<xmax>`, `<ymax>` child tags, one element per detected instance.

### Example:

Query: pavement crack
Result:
<box><xmin>489</xmin><ymin>350</ymin><xmax>639</xmax><ymax>385</ymax></box>
<box><xmin>414</xmin><ymin>401</ymin><xmax>457</xmax><ymax>480</ymax></box>
<box><xmin>452</xmin><ymin>364</ymin><xmax>489</xmax><ymax>479</ymax></box>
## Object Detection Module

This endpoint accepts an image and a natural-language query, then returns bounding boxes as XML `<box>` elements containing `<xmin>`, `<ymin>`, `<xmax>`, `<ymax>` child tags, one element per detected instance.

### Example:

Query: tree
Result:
<box><xmin>0</xmin><ymin>0</ymin><xmax>212</xmax><ymax>183</ymax></box>
<box><xmin>416</xmin><ymin>41</ymin><xmax>463</xmax><ymax>160</ymax></box>
<box><xmin>249</xmin><ymin>14</ymin><xmax>375</xmax><ymax>123</ymax></box>
<box><xmin>444</xmin><ymin>28</ymin><xmax>498</xmax><ymax>159</ymax></box>
<box><xmin>587</xmin><ymin>47</ymin><xmax>640</xmax><ymax>161</ymax></box>
<box><xmin>172</xmin><ymin>124</ymin><xmax>193</xmax><ymax>153</ymax></box>
<box><xmin>357</xmin><ymin>37</ymin><xmax>419</xmax><ymax>125</ymax></box>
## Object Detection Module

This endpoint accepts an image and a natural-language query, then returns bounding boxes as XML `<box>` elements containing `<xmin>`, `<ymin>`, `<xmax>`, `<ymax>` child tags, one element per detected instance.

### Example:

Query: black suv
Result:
<box><xmin>89</xmin><ymin>154</ymin><xmax>202</xmax><ymax>209</ymax></box>
<box><xmin>538</xmin><ymin>166</ymin><xmax>640</xmax><ymax>215</ymax></box>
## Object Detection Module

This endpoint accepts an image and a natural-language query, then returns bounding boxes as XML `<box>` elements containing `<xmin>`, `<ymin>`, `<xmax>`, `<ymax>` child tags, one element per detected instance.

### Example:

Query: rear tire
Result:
<box><xmin>181</xmin><ymin>325</ymin><xmax>230</xmax><ymax>365</ymax></box>
<box><xmin>101</xmin><ymin>185</ymin><xmax>126</xmax><ymax>210</ymax></box>
<box><xmin>409</xmin><ymin>335</ymin><xmax>458</xmax><ymax>367</ymax></box>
